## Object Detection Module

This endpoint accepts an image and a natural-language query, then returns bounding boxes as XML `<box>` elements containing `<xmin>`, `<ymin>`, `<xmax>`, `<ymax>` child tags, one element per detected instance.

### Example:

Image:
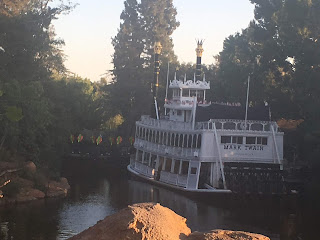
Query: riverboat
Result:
<box><xmin>127</xmin><ymin>41</ymin><xmax>284</xmax><ymax>194</ymax></box>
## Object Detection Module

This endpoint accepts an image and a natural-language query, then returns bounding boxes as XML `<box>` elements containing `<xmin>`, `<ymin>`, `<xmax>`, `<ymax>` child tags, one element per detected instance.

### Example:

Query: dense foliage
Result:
<box><xmin>215</xmin><ymin>0</ymin><xmax>320</xmax><ymax>165</ymax></box>
<box><xmin>0</xmin><ymin>0</ymin><xmax>100</xmax><ymax>172</ymax></box>
<box><xmin>110</xmin><ymin>0</ymin><xmax>180</xmax><ymax>136</ymax></box>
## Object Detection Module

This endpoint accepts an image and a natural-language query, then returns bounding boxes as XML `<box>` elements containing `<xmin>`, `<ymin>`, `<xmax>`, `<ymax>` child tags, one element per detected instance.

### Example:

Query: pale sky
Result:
<box><xmin>53</xmin><ymin>0</ymin><xmax>254</xmax><ymax>82</ymax></box>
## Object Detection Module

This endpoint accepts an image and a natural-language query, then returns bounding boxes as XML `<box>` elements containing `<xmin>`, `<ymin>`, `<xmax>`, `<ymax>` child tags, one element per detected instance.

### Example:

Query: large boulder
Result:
<box><xmin>46</xmin><ymin>177</ymin><xmax>70</xmax><ymax>198</ymax></box>
<box><xmin>70</xmin><ymin>203</ymin><xmax>270</xmax><ymax>240</ymax></box>
<box><xmin>70</xmin><ymin>203</ymin><xmax>191</xmax><ymax>240</ymax></box>
<box><xmin>16</xmin><ymin>188</ymin><xmax>45</xmax><ymax>202</ymax></box>
<box><xmin>24</xmin><ymin>161</ymin><xmax>36</xmax><ymax>174</ymax></box>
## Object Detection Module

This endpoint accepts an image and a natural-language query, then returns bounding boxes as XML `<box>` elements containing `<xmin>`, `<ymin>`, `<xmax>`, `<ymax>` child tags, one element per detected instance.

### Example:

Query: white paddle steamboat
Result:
<box><xmin>127</xmin><ymin>42</ymin><xmax>284</xmax><ymax>194</ymax></box>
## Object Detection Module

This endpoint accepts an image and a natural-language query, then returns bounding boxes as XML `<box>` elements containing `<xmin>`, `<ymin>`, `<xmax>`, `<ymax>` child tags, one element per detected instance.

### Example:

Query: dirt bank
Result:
<box><xmin>70</xmin><ymin>203</ymin><xmax>270</xmax><ymax>240</ymax></box>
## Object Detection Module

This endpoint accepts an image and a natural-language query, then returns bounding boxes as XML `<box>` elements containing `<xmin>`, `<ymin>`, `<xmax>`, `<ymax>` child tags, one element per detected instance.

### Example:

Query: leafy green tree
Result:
<box><xmin>110</xmin><ymin>0</ymin><xmax>180</xmax><ymax>137</ymax></box>
<box><xmin>216</xmin><ymin>0</ymin><xmax>320</xmax><ymax>166</ymax></box>
<box><xmin>0</xmin><ymin>0</ymin><xmax>75</xmax><ymax>168</ymax></box>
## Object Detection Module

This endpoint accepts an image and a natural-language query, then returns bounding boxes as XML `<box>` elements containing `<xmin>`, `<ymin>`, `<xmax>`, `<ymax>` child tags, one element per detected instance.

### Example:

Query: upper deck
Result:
<box><xmin>136</xmin><ymin>115</ymin><xmax>281</xmax><ymax>134</ymax></box>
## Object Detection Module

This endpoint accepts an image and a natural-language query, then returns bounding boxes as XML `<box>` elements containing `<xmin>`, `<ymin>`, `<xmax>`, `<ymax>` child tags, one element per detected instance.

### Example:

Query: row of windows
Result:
<box><xmin>136</xmin><ymin>127</ymin><xmax>202</xmax><ymax>148</ymax></box>
<box><xmin>221</xmin><ymin>136</ymin><xmax>268</xmax><ymax>145</ymax></box>
<box><xmin>172</xmin><ymin>89</ymin><xmax>205</xmax><ymax>98</ymax></box>
<box><xmin>203</xmin><ymin>122</ymin><xmax>271</xmax><ymax>131</ymax></box>
<box><xmin>136</xmin><ymin>151</ymin><xmax>190</xmax><ymax>175</ymax></box>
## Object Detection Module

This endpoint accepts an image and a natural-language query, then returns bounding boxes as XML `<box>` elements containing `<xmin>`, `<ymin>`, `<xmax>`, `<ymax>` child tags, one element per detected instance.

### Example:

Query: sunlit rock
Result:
<box><xmin>70</xmin><ymin>203</ymin><xmax>270</xmax><ymax>240</ymax></box>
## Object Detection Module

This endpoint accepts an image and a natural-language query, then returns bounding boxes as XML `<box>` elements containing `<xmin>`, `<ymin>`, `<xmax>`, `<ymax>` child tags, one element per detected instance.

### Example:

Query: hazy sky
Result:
<box><xmin>53</xmin><ymin>0</ymin><xmax>254</xmax><ymax>82</ymax></box>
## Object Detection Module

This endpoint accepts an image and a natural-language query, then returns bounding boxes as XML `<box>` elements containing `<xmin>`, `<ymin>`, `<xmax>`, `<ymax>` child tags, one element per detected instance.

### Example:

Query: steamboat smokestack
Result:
<box><xmin>153</xmin><ymin>42</ymin><xmax>162</xmax><ymax>99</ymax></box>
<box><xmin>151</xmin><ymin>42</ymin><xmax>162</xmax><ymax>119</ymax></box>
<box><xmin>195</xmin><ymin>40</ymin><xmax>204</xmax><ymax>81</ymax></box>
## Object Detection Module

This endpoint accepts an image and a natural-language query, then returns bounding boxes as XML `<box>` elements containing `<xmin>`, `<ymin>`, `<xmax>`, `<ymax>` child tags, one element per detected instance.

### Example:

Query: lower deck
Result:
<box><xmin>130</xmin><ymin>150</ymin><xmax>285</xmax><ymax>194</ymax></box>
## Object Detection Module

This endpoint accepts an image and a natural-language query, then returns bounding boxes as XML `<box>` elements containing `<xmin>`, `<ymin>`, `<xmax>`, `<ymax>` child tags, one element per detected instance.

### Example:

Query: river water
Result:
<box><xmin>0</xmin><ymin>161</ymin><xmax>309</xmax><ymax>240</ymax></box>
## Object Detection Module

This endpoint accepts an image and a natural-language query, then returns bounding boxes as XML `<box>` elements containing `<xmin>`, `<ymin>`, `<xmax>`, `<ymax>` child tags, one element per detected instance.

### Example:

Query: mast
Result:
<box><xmin>195</xmin><ymin>40</ymin><xmax>204</xmax><ymax>81</ymax></box>
<box><xmin>165</xmin><ymin>62</ymin><xmax>170</xmax><ymax>116</ymax></box>
<box><xmin>244</xmin><ymin>74</ymin><xmax>250</xmax><ymax>130</ymax></box>
<box><xmin>152</xmin><ymin>42</ymin><xmax>162</xmax><ymax>119</ymax></box>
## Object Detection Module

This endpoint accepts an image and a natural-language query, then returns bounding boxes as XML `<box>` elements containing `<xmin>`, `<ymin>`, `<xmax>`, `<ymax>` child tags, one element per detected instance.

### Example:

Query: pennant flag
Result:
<box><xmin>77</xmin><ymin>134</ymin><xmax>83</xmax><ymax>143</ymax></box>
<box><xmin>91</xmin><ymin>136</ymin><xmax>96</xmax><ymax>144</ymax></box>
<box><xmin>96</xmin><ymin>135</ymin><xmax>102</xmax><ymax>145</ymax></box>
<box><xmin>129</xmin><ymin>136</ymin><xmax>135</xmax><ymax>145</ymax></box>
<box><xmin>70</xmin><ymin>134</ymin><xmax>75</xmax><ymax>144</ymax></box>
<box><xmin>116</xmin><ymin>136</ymin><xmax>122</xmax><ymax>145</ymax></box>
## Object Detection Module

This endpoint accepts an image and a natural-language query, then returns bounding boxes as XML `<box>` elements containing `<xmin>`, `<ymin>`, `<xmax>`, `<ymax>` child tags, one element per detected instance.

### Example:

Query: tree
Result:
<box><xmin>216</xmin><ymin>0</ymin><xmax>320</xmax><ymax>121</ymax></box>
<box><xmin>110</xmin><ymin>0</ymin><xmax>180</xmax><ymax>136</ymax></box>
<box><xmin>216</xmin><ymin>0</ymin><xmax>320</xmax><ymax>166</ymax></box>
<box><xmin>0</xmin><ymin>0</ymin><xmax>75</xmax><ymax>167</ymax></box>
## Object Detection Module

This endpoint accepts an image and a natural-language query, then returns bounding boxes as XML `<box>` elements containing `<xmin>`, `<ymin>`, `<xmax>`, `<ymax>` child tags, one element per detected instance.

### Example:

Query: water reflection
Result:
<box><xmin>0</xmin><ymin>170</ymin><xmax>302</xmax><ymax>240</ymax></box>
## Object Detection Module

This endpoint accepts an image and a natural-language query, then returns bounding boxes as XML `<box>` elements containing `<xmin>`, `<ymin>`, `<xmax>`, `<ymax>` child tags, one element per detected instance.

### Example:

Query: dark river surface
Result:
<box><xmin>0</xmin><ymin>160</ymin><xmax>314</xmax><ymax>240</ymax></box>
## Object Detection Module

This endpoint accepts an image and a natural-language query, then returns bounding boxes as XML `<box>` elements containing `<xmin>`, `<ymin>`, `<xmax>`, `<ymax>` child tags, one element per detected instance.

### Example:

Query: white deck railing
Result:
<box><xmin>138</xmin><ymin>116</ymin><xmax>194</xmax><ymax>131</ymax></box>
<box><xmin>138</xmin><ymin>116</ymin><xmax>280</xmax><ymax>133</ymax></box>
<box><xmin>196</xmin><ymin>119</ymin><xmax>280</xmax><ymax>133</ymax></box>
<box><xmin>134</xmin><ymin>138</ymin><xmax>199</xmax><ymax>160</ymax></box>
<box><xmin>134</xmin><ymin>162</ymin><xmax>155</xmax><ymax>178</ymax></box>
<box><xmin>160</xmin><ymin>171</ymin><xmax>187</xmax><ymax>187</ymax></box>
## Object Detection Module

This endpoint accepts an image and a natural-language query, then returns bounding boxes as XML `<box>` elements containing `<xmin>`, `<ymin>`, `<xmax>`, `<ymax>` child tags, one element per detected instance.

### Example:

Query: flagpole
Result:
<box><xmin>165</xmin><ymin>62</ymin><xmax>170</xmax><ymax>115</ymax></box>
<box><xmin>244</xmin><ymin>74</ymin><xmax>250</xmax><ymax>130</ymax></box>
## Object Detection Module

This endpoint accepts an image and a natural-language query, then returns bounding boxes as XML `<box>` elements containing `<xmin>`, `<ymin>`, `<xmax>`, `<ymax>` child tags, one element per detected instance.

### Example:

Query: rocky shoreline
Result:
<box><xmin>0</xmin><ymin>161</ymin><xmax>70</xmax><ymax>206</ymax></box>
<box><xmin>70</xmin><ymin>203</ymin><xmax>270</xmax><ymax>240</ymax></box>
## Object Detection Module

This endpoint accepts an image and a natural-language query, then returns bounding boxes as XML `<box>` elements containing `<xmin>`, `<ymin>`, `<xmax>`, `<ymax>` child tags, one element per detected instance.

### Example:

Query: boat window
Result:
<box><xmin>156</xmin><ymin>131</ymin><xmax>160</xmax><ymax>143</ymax></box>
<box><xmin>183</xmin><ymin>135</ymin><xmax>187</xmax><ymax>148</ymax></box>
<box><xmin>144</xmin><ymin>152</ymin><xmax>150</xmax><ymax>165</ymax></box>
<box><xmin>150</xmin><ymin>130</ymin><xmax>154</xmax><ymax>143</ymax></box>
<box><xmin>188</xmin><ymin>135</ymin><xmax>193</xmax><ymax>148</ymax></box>
<box><xmin>146</xmin><ymin>129</ymin><xmax>150</xmax><ymax>141</ymax></box>
<box><xmin>173</xmin><ymin>89</ymin><xmax>180</xmax><ymax>97</ymax></box>
<box><xmin>251</xmin><ymin>123</ymin><xmax>263</xmax><ymax>131</ymax></box>
<box><xmin>175</xmin><ymin>134</ymin><xmax>179</xmax><ymax>146</ymax></box>
<box><xmin>257</xmin><ymin>137</ymin><xmax>268</xmax><ymax>145</ymax></box>
<box><xmin>174</xmin><ymin>160</ymin><xmax>180</xmax><ymax>174</ymax></box>
<box><xmin>170</xmin><ymin>133</ymin><xmax>175</xmax><ymax>146</ymax></box>
<box><xmin>215</xmin><ymin>122</ymin><xmax>222</xmax><ymax>129</ymax></box>
<box><xmin>181</xmin><ymin>161</ymin><xmax>189</xmax><ymax>175</ymax></box>
<box><xmin>190</xmin><ymin>167</ymin><xmax>197</xmax><ymax>175</ymax></box>
<box><xmin>192</xmin><ymin>135</ymin><xmax>197</xmax><ymax>148</ymax></box>
<box><xmin>139</xmin><ymin>127</ymin><xmax>142</xmax><ymax>138</ymax></box>
<box><xmin>182</xmin><ymin>89</ymin><xmax>189</xmax><ymax>97</ymax></box>
<box><xmin>190</xmin><ymin>90</ymin><xmax>196</xmax><ymax>96</ymax></box>
<box><xmin>179</xmin><ymin>134</ymin><xmax>183</xmax><ymax>147</ymax></box>
<box><xmin>197</xmin><ymin>134</ymin><xmax>202</xmax><ymax>148</ymax></box>
<box><xmin>262</xmin><ymin>137</ymin><xmax>268</xmax><ymax>145</ymax></box>
<box><xmin>164</xmin><ymin>132</ymin><xmax>168</xmax><ymax>145</ymax></box>
<box><xmin>177</xmin><ymin>110</ymin><xmax>182</xmax><ymax>116</ymax></box>
<box><xmin>221</xmin><ymin>136</ymin><xmax>231</xmax><ymax>144</ymax></box>
<box><xmin>224</xmin><ymin>122</ymin><xmax>236</xmax><ymax>130</ymax></box>
<box><xmin>264</xmin><ymin>124</ymin><xmax>270</xmax><ymax>131</ymax></box>
<box><xmin>165</xmin><ymin>158</ymin><xmax>172</xmax><ymax>172</ymax></box>
<box><xmin>151</xmin><ymin>154</ymin><xmax>157</xmax><ymax>168</ymax></box>
<box><xmin>246</xmin><ymin>137</ymin><xmax>256</xmax><ymax>144</ymax></box>
<box><xmin>232</xmin><ymin>136</ymin><xmax>243</xmax><ymax>144</ymax></box>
